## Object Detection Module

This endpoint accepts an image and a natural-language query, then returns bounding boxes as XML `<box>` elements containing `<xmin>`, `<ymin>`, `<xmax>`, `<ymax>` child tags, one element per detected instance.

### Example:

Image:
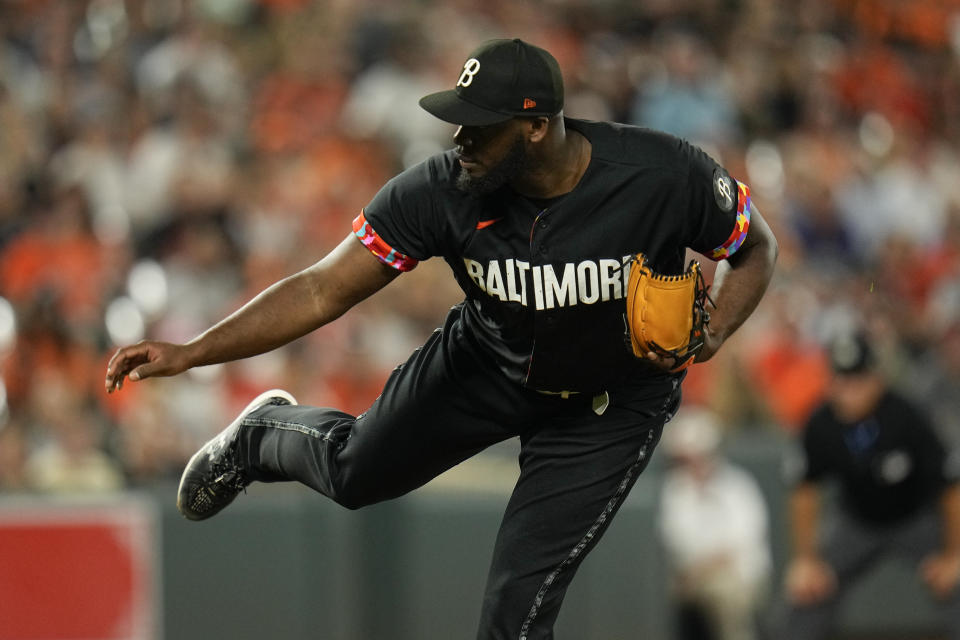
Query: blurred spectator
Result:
<box><xmin>154</xmin><ymin>214</ymin><xmax>243</xmax><ymax>342</ymax></box>
<box><xmin>658</xmin><ymin>407</ymin><xmax>772</xmax><ymax>640</ymax></box>
<box><xmin>26</xmin><ymin>410</ymin><xmax>124</xmax><ymax>493</ymax></box>
<box><xmin>339</xmin><ymin>19</ymin><xmax>452</xmax><ymax>168</ymax></box>
<box><xmin>0</xmin><ymin>420</ymin><xmax>29</xmax><ymax>491</ymax></box>
<box><xmin>630</xmin><ymin>25</ymin><xmax>740</xmax><ymax>148</ymax></box>
<box><xmin>778</xmin><ymin>331</ymin><xmax>960</xmax><ymax>640</ymax></box>
<box><xmin>23</xmin><ymin>368</ymin><xmax>123</xmax><ymax>493</ymax></box>
<box><xmin>122</xmin><ymin>77</ymin><xmax>237</xmax><ymax>243</ymax></box>
<box><xmin>110</xmin><ymin>380</ymin><xmax>205</xmax><ymax>485</ymax></box>
<box><xmin>835</xmin><ymin>133</ymin><xmax>949</xmax><ymax>262</ymax></box>
<box><xmin>784</xmin><ymin>181</ymin><xmax>857</xmax><ymax>271</ymax></box>
<box><xmin>907</xmin><ymin>320</ymin><xmax>960</xmax><ymax>453</ymax></box>
<box><xmin>46</xmin><ymin>78</ymin><xmax>132</xmax><ymax>246</ymax></box>
<box><xmin>739</xmin><ymin>282</ymin><xmax>831</xmax><ymax>432</ymax></box>
<box><xmin>0</xmin><ymin>183</ymin><xmax>112</xmax><ymax>332</ymax></box>
<box><xmin>135</xmin><ymin>11</ymin><xmax>245</xmax><ymax>131</ymax></box>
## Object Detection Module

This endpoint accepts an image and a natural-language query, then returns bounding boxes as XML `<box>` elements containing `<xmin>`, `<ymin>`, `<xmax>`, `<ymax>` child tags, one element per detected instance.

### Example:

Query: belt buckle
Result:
<box><xmin>536</xmin><ymin>389</ymin><xmax>610</xmax><ymax>415</ymax></box>
<box><xmin>537</xmin><ymin>389</ymin><xmax>579</xmax><ymax>399</ymax></box>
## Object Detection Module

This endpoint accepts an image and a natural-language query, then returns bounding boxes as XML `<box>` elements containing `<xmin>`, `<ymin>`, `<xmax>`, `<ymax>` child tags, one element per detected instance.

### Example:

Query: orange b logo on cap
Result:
<box><xmin>523</xmin><ymin>98</ymin><xmax>537</xmax><ymax>110</ymax></box>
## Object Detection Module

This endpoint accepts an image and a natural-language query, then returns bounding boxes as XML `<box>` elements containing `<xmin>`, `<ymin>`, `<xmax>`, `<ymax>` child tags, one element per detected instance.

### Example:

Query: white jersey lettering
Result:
<box><xmin>505</xmin><ymin>259</ymin><xmax>522</xmax><ymax>304</ymax></box>
<box><xmin>577</xmin><ymin>261</ymin><xmax>600</xmax><ymax>304</ymax></box>
<box><xmin>514</xmin><ymin>260</ymin><xmax>530</xmax><ymax>306</ymax></box>
<box><xmin>464</xmin><ymin>256</ymin><xmax>634</xmax><ymax>310</ymax></box>
<box><xmin>532</xmin><ymin>266</ymin><xmax>545</xmax><ymax>310</ymax></box>
<box><xmin>464</xmin><ymin>258</ymin><xmax>486</xmax><ymax>291</ymax></box>
<box><xmin>486</xmin><ymin>261</ymin><xmax>507</xmax><ymax>301</ymax></box>
<box><xmin>543</xmin><ymin>264</ymin><xmax>576</xmax><ymax>309</ymax></box>
<box><xmin>599</xmin><ymin>259</ymin><xmax>622</xmax><ymax>301</ymax></box>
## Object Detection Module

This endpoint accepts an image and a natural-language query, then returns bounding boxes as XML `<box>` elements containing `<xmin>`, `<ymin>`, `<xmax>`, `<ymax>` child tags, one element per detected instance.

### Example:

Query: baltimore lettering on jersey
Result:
<box><xmin>462</xmin><ymin>256</ymin><xmax>634</xmax><ymax>310</ymax></box>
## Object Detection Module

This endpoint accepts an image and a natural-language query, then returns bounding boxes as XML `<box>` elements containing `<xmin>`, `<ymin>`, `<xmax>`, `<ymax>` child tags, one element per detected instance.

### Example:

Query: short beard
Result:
<box><xmin>456</xmin><ymin>136</ymin><xmax>529</xmax><ymax>196</ymax></box>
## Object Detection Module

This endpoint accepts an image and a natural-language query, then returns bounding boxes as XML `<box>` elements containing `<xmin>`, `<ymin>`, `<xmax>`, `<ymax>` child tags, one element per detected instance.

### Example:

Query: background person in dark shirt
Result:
<box><xmin>780</xmin><ymin>331</ymin><xmax>960</xmax><ymax>640</ymax></box>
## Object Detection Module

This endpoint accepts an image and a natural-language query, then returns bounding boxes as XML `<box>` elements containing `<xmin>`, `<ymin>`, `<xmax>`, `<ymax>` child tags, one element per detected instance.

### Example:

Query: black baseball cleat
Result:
<box><xmin>177</xmin><ymin>389</ymin><xmax>297</xmax><ymax>521</ymax></box>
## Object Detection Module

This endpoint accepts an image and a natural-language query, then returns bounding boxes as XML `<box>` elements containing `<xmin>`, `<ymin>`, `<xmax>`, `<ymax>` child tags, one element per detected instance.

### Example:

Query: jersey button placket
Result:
<box><xmin>528</xmin><ymin>208</ymin><xmax>554</xmax><ymax>388</ymax></box>
<box><xmin>529</xmin><ymin>208</ymin><xmax>550</xmax><ymax>258</ymax></box>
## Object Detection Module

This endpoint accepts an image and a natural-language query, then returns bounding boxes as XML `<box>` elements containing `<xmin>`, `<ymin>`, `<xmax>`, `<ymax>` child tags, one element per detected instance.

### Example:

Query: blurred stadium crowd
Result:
<box><xmin>0</xmin><ymin>0</ymin><xmax>959</xmax><ymax>492</ymax></box>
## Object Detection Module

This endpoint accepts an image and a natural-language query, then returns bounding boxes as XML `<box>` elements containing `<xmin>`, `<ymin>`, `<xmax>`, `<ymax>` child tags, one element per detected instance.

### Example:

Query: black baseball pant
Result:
<box><xmin>233</xmin><ymin>304</ymin><xmax>679</xmax><ymax>639</ymax></box>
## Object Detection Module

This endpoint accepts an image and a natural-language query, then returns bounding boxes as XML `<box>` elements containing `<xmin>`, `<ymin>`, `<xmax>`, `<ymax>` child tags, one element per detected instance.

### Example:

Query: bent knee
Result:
<box><xmin>330</xmin><ymin>479</ymin><xmax>386</xmax><ymax>510</ymax></box>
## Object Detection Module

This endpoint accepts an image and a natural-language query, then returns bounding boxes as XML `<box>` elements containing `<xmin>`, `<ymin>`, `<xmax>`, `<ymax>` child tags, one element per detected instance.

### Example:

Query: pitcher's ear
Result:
<box><xmin>523</xmin><ymin>116</ymin><xmax>551</xmax><ymax>143</ymax></box>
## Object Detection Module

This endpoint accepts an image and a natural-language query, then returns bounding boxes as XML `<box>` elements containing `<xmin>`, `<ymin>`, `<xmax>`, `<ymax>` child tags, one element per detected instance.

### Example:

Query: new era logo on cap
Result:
<box><xmin>419</xmin><ymin>39</ymin><xmax>564</xmax><ymax>126</ymax></box>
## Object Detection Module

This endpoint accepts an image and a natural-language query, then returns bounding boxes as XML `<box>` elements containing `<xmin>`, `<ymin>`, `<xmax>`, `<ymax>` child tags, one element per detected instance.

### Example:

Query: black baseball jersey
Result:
<box><xmin>355</xmin><ymin>118</ymin><xmax>752</xmax><ymax>392</ymax></box>
<box><xmin>798</xmin><ymin>390</ymin><xmax>953</xmax><ymax>525</ymax></box>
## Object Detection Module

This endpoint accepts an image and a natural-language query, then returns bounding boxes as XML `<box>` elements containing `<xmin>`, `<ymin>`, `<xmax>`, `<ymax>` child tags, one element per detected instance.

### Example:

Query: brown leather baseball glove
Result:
<box><xmin>624</xmin><ymin>253</ymin><xmax>714</xmax><ymax>372</ymax></box>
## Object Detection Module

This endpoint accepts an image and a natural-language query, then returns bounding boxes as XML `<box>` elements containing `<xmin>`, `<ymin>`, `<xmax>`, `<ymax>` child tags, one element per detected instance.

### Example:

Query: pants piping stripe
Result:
<box><xmin>243</xmin><ymin>417</ymin><xmax>338</xmax><ymax>441</ymax></box>
<box><xmin>517</xmin><ymin>427</ymin><xmax>657</xmax><ymax>640</ymax></box>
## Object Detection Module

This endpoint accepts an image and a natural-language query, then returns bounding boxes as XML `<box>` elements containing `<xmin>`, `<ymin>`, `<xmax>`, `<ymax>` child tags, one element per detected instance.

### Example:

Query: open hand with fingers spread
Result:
<box><xmin>104</xmin><ymin>341</ymin><xmax>194</xmax><ymax>393</ymax></box>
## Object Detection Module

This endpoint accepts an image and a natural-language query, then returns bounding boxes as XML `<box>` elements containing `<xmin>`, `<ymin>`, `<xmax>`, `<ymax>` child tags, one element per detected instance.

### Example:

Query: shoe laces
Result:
<box><xmin>189</xmin><ymin>448</ymin><xmax>250</xmax><ymax>515</ymax></box>
<box><xmin>208</xmin><ymin>452</ymin><xmax>249</xmax><ymax>494</ymax></box>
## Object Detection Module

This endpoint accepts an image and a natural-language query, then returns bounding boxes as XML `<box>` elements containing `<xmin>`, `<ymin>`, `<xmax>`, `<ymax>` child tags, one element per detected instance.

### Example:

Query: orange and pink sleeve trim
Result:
<box><xmin>352</xmin><ymin>211</ymin><xmax>419</xmax><ymax>272</ymax></box>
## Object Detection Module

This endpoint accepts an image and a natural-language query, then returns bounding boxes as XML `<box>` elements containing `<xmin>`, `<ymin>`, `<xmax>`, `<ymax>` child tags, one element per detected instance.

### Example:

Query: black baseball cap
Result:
<box><xmin>419</xmin><ymin>38</ymin><xmax>564</xmax><ymax>126</ymax></box>
<box><xmin>828</xmin><ymin>332</ymin><xmax>875</xmax><ymax>375</ymax></box>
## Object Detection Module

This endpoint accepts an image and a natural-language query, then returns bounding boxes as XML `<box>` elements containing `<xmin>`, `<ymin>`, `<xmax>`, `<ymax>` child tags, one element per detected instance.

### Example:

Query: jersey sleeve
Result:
<box><xmin>682</xmin><ymin>142</ymin><xmax>753</xmax><ymax>261</ymax></box>
<box><xmin>354</xmin><ymin>158</ymin><xmax>449</xmax><ymax>271</ymax></box>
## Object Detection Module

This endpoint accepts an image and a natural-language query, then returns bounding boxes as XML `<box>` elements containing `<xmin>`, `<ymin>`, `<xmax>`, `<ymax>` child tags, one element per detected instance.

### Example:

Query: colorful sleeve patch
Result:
<box><xmin>709</xmin><ymin>180</ymin><xmax>752</xmax><ymax>260</ymax></box>
<box><xmin>352</xmin><ymin>211</ymin><xmax>419</xmax><ymax>272</ymax></box>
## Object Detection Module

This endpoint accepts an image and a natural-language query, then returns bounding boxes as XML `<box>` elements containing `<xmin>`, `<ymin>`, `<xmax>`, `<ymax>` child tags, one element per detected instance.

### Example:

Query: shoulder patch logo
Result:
<box><xmin>713</xmin><ymin>169</ymin><xmax>736</xmax><ymax>213</ymax></box>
